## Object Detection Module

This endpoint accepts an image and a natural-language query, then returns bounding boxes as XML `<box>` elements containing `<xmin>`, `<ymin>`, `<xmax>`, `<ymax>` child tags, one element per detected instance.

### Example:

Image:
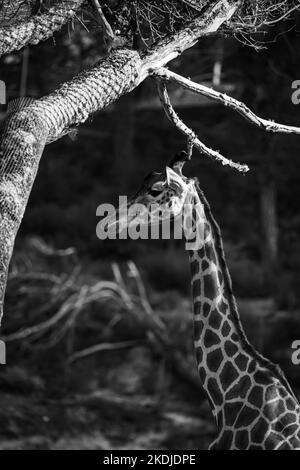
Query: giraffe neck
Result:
<box><xmin>186</xmin><ymin>182</ymin><xmax>296</xmax><ymax>423</ymax></box>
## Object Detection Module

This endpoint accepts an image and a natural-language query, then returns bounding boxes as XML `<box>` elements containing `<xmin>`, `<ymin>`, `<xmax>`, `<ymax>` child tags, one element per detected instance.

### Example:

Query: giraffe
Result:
<box><xmin>108</xmin><ymin>151</ymin><xmax>300</xmax><ymax>450</ymax></box>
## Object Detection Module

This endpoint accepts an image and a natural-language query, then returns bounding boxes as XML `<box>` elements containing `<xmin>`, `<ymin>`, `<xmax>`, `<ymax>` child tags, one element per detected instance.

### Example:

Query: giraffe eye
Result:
<box><xmin>148</xmin><ymin>188</ymin><xmax>162</xmax><ymax>197</ymax></box>
<box><xmin>149</xmin><ymin>181</ymin><xmax>165</xmax><ymax>196</ymax></box>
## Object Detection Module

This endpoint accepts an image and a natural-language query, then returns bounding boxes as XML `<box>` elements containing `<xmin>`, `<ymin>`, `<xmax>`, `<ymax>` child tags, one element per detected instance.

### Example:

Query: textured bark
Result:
<box><xmin>0</xmin><ymin>0</ymin><xmax>33</xmax><ymax>26</ymax></box>
<box><xmin>141</xmin><ymin>0</ymin><xmax>241</xmax><ymax>77</ymax></box>
<box><xmin>0</xmin><ymin>49</ymin><xmax>141</xmax><ymax>322</ymax></box>
<box><xmin>0</xmin><ymin>0</ymin><xmax>240</xmax><ymax>323</ymax></box>
<box><xmin>0</xmin><ymin>0</ymin><xmax>84</xmax><ymax>57</ymax></box>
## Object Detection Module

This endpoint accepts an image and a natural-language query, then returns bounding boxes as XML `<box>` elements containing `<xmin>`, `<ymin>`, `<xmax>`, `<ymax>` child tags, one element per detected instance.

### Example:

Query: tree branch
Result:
<box><xmin>92</xmin><ymin>0</ymin><xmax>114</xmax><ymax>46</ymax></box>
<box><xmin>156</xmin><ymin>80</ymin><xmax>249</xmax><ymax>173</ymax></box>
<box><xmin>67</xmin><ymin>341</ymin><xmax>139</xmax><ymax>365</ymax></box>
<box><xmin>0</xmin><ymin>0</ymin><xmax>241</xmax><ymax>324</ymax></box>
<box><xmin>140</xmin><ymin>0</ymin><xmax>241</xmax><ymax>79</ymax></box>
<box><xmin>154</xmin><ymin>68</ymin><xmax>300</xmax><ymax>136</ymax></box>
<box><xmin>0</xmin><ymin>0</ymin><xmax>84</xmax><ymax>57</ymax></box>
<box><xmin>47</xmin><ymin>390</ymin><xmax>160</xmax><ymax>417</ymax></box>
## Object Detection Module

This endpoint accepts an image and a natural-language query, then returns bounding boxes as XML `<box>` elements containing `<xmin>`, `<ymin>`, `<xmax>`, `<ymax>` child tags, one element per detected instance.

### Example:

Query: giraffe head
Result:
<box><xmin>107</xmin><ymin>151</ymin><xmax>203</xmax><ymax>240</ymax></box>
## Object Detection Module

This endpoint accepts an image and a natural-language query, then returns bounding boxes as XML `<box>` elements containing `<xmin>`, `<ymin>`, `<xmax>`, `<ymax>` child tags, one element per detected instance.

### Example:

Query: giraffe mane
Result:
<box><xmin>193</xmin><ymin>179</ymin><xmax>299</xmax><ymax>404</ymax></box>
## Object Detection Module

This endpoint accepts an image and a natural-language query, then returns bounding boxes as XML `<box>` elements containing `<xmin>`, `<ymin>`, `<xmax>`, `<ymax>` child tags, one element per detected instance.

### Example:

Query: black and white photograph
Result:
<box><xmin>0</xmin><ymin>0</ymin><xmax>300</xmax><ymax>453</ymax></box>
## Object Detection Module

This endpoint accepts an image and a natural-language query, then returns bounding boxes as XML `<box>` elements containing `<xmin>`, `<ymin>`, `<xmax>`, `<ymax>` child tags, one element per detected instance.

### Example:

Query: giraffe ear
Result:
<box><xmin>166</xmin><ymin>166</ymin><xmax>186</xmax><ymax>187</ymax></box>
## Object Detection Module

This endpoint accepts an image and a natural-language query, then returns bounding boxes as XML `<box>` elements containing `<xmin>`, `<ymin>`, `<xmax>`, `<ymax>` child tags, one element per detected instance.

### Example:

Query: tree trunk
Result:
<box><xmin>0</xmin><ymin>0</ymin><xmax>33</xmax><ymax>26</ymax></box>
<box><xmin>0</xmin><ymin>0</ymin><xmax>84</xmax><ymax>56</ymax></box>
<box><xmin>0</xmin><ymin>0</ymin><xmax>240</xmax><ymax>323</ymax></box>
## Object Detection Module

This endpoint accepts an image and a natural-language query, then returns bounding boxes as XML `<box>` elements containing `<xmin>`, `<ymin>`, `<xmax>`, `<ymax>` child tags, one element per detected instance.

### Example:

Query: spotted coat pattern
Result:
<box><xmin>128</xmin><ymin>168</ymin><xmax>300</xmax><ymax>450</ymax></box>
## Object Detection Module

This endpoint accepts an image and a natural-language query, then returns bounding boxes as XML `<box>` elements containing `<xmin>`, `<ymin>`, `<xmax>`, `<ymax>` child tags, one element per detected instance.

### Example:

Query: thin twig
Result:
<box><xmin>67</xmin><ymin>340</ymin><xmax>139</xmax><ymax>364</ymax></box>
<box><xmin>2</xmin><ymin>280</ymin><xmax>126</xmax><ymax>343</ymax></box>
<box><xmin>112</xmin><ymin>263</ymin><xmax>134</xmax><ymax>310</ymax></box>
<box><xmin>40</xmin><ymin>285</ymin><xmax>89</xmax><ymax>349</ymax></box>
<box><xmin>127</xmin><ymin>261</ymin><xmax>153</xmax><ymax>316</ymax></box>
<box><xmin>156</xmin><ymin>80</ymin><xmax>249</xmax><ymax>173</ymax></box>
<box><xmin>154</xmin><ymin>68</ymin><xmax>300</xmax><ymax>136</ymax></box>
<box><xmin>127</xmin><ymin>261</ymin><xmax>167</xmax><ymax>332</ymax></box>
<box><xmin>45</xmin><ymin>390</ymin><xmax>159</xmax><ymax>415</ymax></box>
<box><xmin>91</xmin><ymin>0</ymin><xmax>114</xmax><ymax>43</ymax></box>
<box><xmin>2</xmin><ymin>293</ymin><xmax>77</xmax><ymax>342</ymax></box>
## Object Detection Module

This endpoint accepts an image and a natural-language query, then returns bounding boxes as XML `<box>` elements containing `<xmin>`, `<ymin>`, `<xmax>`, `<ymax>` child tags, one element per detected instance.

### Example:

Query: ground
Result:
<box><xmin>0</xmin><ymin>248</ymin><xmax>299</xmax><ymax>450</ymax></box>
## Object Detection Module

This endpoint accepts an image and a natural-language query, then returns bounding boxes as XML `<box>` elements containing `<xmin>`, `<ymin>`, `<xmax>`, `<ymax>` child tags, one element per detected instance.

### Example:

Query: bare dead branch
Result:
<box><xmin>46</xmin><ymin>390</ymin><xmax>159</xmax><ymax>416</ymax></box>
<box><xmin>141</xmin><ymin>0</ymin><xmax>241</xmax><ymax>79</ymax></box>
<box><xmin>127</xmin><ymin>261</ymin><xmax>153</xmax><ymax>317</ymax></box>
<box><xmin>2</xmin><ymin>280</ymin><xmax>125</xmax><ymax>342</ymax></box>
<box><xmin>0</xmin><ymin>1</ymin><xmax>242</xmax><ymax>324</ymax></box>
<box><xmin>38</xmin><ymin>285</ymin><xmax>89</xmax><ymax>349</ymax></box>
<box><xmin>27</xmin><ymin>236</ymin><xmax>76</xmax><ymax>257</ymax></box>
<box><xmin>264</xmin><ymin>4</ymin><xmax>300</xmax><ymax>26</ymax></box>
<box><xmin>2</xmin><ymin>292</ymin><xmax>77</xmax><ymax>342</ymax></box>
<box><xmin>67</xmin><ymin>340</ymin><xmax>139</xmax><ymax>364</ymax></box>
<box><xmin>156</xmin><ymin>80</ymin><xmax>249</xmax><ymax>173</ymax></box>
<box><xmin>92</xmin><ymin>0</ymin><xmax>114</xmax><ymax>45</ymax></box>
<box><xmin>233</xmin><ymin>0</ymin><xmax>300</xmax><ymax>39</ymax></box>
<box><xmin>154</xmin><ymin>68</ymin><xmax>300</xmax><ymax>136</ymax></box>
<box><xmin>8</xmin><ymin>272</ymin><xmax>61</xmax><ymax>284</ymax></box>
<box><xmin>127</xmin><ymin>261</ymin><xmax>167</xmax><ymax>332</ymax></box>
<box><xmin>112</xmin><ymin>263</ymin><xmax>134</xmax><ymax>310</ymax></box>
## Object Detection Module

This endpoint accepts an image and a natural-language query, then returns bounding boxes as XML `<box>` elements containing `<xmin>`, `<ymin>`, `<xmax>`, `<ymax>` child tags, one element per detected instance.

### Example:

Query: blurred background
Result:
<box><xmin>0</xmin><ymin>11</ymin><xmax>300</xmax><ymax>450</ymax></box>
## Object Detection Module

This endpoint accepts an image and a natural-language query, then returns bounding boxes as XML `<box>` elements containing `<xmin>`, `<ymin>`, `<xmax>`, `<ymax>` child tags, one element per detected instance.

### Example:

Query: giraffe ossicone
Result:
<box><xmin>112</xmin><ymin>151</ymin><xmax>300</xmax><ymax>450</ymax></box>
